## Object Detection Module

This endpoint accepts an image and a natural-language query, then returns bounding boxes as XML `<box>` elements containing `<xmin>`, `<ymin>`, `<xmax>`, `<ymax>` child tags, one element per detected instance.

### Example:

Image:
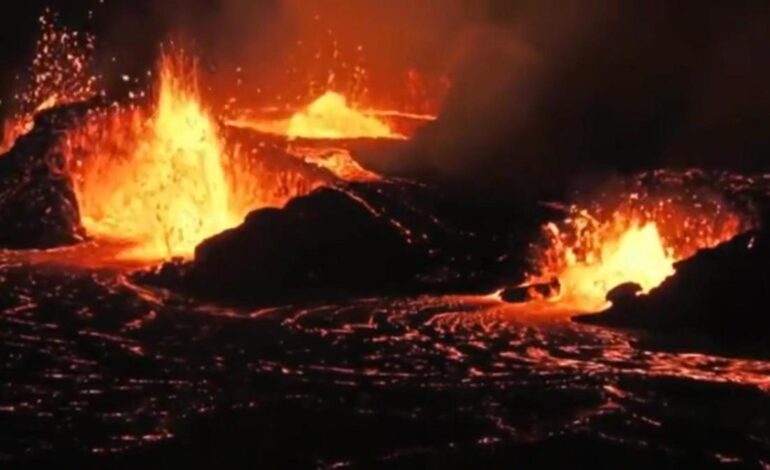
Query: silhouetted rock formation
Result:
<box><xmin>0</xmin><ymin>104</ymin><xmax>89</xmax><ymax>249</ymax></box>
<box><xmin>185</xmin><ymin>187</ymin><xmax>423</xmax><ymax>303</ymax></box>
<box><xmin>605</xmin><ymin>282</ymin><xmax>643</xmax><ymax>307</ymax></box>
<box><xmin>136</xmin><ymin>179</ymin><xmax>548</xmax><ymax>305</ymax></box>
<box><xmin>578</xmin><ymin>229</ymin><xmax>770</xmax><ymax>356</ymax></box>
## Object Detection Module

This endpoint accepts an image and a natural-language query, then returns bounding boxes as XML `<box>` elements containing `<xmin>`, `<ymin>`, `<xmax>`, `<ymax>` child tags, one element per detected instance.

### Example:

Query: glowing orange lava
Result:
<box><xmin>228</xmin><ymin>91</ymin><xmax>404</xmax><ymax>141</ymax></box>
<box><xmin>226</xmin><ymin>91</ymin><xmax>411</xmax><ymax>181</ymax></box>
<box><xmin>61</xmin><ymin>51</ymin><xmax>321</xmax><ymax>262</ymax></box>
<box><xmin>68</xmin><ymin>53</ymin><xmax>241</xmax><ymax>260</ymax></box>
<box><xmin>4</xmin><ymin>16</ymin><xmax>433</xmax><ymax>262</ymax></box>
<box><xmin>286</xmin><ymin>91</ymin><xmax>402</xmax><ymax>140</ymax></box>
<box><xmin>527</xmin><ymin>195</ymin><xmax>749</xmax><ymax>312</ymax></box>
<box><xmin>285</xmin><ymin>145</ymin><xmax>381</xmax><ymax>182</ymax></box>
<box><xmin>544</xmin><ymin>221</ymin><xmax>675</xmax><ymax>311</ymax></box>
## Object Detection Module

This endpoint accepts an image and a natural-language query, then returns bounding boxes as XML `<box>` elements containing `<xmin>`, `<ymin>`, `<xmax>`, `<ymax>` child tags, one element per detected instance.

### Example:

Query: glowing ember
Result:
<box><xmin>1</xmin><ymin>10</ymin><xmax>98</xmax><ymax>153</ymax></box>
<box><xmin>0</xmin><ymin>120</ymin><xmax>28</xmax><ymax>154</ymax></box>
<box><xmin>527</xmin><ymin>191</ymin><xmax>750</xmax><ymax>312</ymax></box>
<box><xmin>67</xmin><ymin>52</ymin><xmax>256</xmax><ymax>261</ymax></box>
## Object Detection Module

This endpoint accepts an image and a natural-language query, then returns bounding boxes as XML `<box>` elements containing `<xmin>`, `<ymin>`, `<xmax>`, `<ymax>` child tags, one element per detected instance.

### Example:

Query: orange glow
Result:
<box><xmin>2</xmin><ymin>17</ymin><xmax>437</xmax><ymax>261</ymax></box>
<box><xmin>229</xmin><ymin>91</ymin><xmax>404</xmax><ymax>141</ymax></box>
<box><xmin>226</xmin><ymin>90</ymin><xmax>416</xmax><ymax>181</ymax></box>
<box><xmin>527</xmin><ymin>194</ymin><xmax>749</xmax><ymax>312</ymax></box>
<box><xmin>286</xmin><ymin>91</ymin><xmax>402</xmax><ymax>140</ymax></box>
<box><xmin>65</xmin><ymin>50</ymin><xmax>315</xmax><ymax>262</ymax></box>
<box><xmin>69</xmin><ymin>52</ymin><xmax>240</xmax><ymax>260</ymax></box>
<box><xmin>222</xmin><ymin>65</ymin><xmax>443</xmax><ymax>181</ymax></box>
<box><xmin>0</xmin><ymin>120</ymin><xmax>30</xmax><ymax>154</ymax></box>
<box><xmin>546</xmin><ymin>221</ymin><xmax>675</xmax><ymax>311</ymax></box>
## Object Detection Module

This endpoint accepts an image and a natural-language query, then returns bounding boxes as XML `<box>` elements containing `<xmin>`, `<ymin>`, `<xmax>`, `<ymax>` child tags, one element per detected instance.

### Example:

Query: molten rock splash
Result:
<box><xmin>524</xmin><ymin>172</ymin><xmax>754</xmax><ymax>311</ymax></box>
<box><xmin>286</xmin><ymin>91</ymin><xmax>402</xmax><ymax>140</ymax></box>
<box><xmin>65</xmin><ymin>52</ymin><xmax>306</xmax><ymax>261</ymax></box>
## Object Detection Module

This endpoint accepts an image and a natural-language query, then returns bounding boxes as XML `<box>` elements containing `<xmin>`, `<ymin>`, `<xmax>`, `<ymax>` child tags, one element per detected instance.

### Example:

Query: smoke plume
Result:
<box><xmin>408</xmin><ymin>0</ymin><xmax>770</xmax><ymax>199</ymax></box>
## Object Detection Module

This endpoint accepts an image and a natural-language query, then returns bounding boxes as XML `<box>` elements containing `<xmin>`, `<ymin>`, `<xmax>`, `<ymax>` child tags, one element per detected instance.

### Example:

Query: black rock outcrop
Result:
<box><xmin>185</xmin><ymin>187</ymin><xmax>424</xmax><ymax>303</ymax></box>
<box><xmin>578</xmin><ymin>229</ymin><xmax>770</xmax><ymax>355</ymax></box>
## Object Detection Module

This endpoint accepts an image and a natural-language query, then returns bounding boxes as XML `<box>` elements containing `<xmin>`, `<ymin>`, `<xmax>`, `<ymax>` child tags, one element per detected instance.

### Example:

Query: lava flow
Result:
<box><xmin>524</xmin><ymin>190</ymin><xmax>750</xmax><ymax>312</ymax></box>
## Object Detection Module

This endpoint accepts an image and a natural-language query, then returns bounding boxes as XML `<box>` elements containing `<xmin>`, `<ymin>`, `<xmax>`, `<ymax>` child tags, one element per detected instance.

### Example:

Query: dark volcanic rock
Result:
<box><xmin>605</xmin><ymin>282</ymin><xmax>643</xmax><ymax>306</ymax></box>
<box><xmin>0</xmin><ymin>104</ymin><xmax>90</xmax><ymax>248</ymax></box>
<box><xmin>578</xmin><ymin>229</ymin><xmax>770</xmax><ymax>355</ymax></box>
<box><xmin>137</xmin><ymin>177</ymin><xmax>555</xmax><ymax>305</ymax></box>
<box><xmin>186</xmin><ymin>187</ymin><xmax>425</xmax><ymax>303</ymax></box>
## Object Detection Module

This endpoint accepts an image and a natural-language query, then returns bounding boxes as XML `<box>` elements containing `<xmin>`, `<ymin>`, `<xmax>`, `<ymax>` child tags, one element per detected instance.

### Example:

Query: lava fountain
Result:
<box><xmin>66</xmin><ymin>52</ymin><xmax>265</xmax><ymax>261</ymax></box>
<box><xmin>227</xmin><ymin>91</ymin><xmax>404</xmax><ymax>140</ymax></box>
<box><xmin>534</xmin><ymin>218</ymin><xmax>677</xmax><ymax>312</ymax></box>
<box><xmin>523</xmin><ymin>186</ymin><xmax>751</xmax><ymax>312</ymax></box>
<box><xmin>225</xmin><ymin>86</ymin><xmax>437</xmax><ymax>182</ymax></box>
<box><xmin>286</xmin><ymin>91</ymin><xmax>403</xmax><ymax>140</ymax></box>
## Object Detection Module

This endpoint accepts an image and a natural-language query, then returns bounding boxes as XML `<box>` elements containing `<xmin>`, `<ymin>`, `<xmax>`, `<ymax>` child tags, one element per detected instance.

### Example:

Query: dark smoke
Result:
<box><xmin>406</xmin><ymin>0</ymin><xmax>770</xmax><ymax>199</ymax></box>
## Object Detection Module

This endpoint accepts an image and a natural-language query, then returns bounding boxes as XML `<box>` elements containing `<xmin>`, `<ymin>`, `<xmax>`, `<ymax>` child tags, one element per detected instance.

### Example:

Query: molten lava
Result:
<box><xmin>286</xmin><ymin>91</ymin><xmax>402</xmax><ymax>140</ymax></box>
<box><xmin>285</xmin><ymin>145</ymin><xmax>380</xmax><ymax>182</ymax></box>
<box><xmin>70</xmin><ymin>53</ymin><xmax>240</xmax><ymax>260</ymax></box>
<box><xmin>527</xmin><ymin>191</ymin><xmax>750</xmax><ymax>312</ymax></box>
<box><xmin>4</xmin><ymin>15</ymin><xmax>436</xmax><ymax>262</ymax></box>
<box><xmin>224</xmin><ymin>91</ymin><xmax>416</xmax><ymax>181</ymax></box>
<box><xmin>62</xmin><ymin>51</ymin><xmax>318</xmax><ymax>262</ymax></box>
<box><xmin>544</xmin><ymin>221</ymin><xmax>676</xmax><ymax>311</ymax></box>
